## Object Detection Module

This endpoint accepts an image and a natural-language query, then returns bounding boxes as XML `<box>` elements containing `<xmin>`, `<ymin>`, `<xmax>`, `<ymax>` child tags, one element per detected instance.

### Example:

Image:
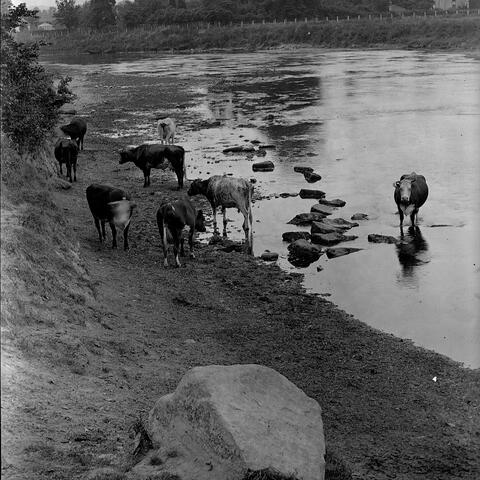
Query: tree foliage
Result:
<box><xmin>54</xmin><ymin>0</ymin><xmax>81</xmax><ymax>30</ymax></box>
<box><xmin>1</xmin><ymin>3</ymin><xmax>75</xmax><ymax>153</ymax></box>
<box><xmin>87</xmin><ymin>0</ymin><xmax>116</xmax><ymax>28</ymax></box>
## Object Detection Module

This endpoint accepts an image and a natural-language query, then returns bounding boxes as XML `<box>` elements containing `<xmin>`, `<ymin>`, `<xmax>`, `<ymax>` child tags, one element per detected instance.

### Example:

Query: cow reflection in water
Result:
<box><xmin>396</xmin><ymin>226</ymin><xmax>430</xmax><ymax>281</ymax></box>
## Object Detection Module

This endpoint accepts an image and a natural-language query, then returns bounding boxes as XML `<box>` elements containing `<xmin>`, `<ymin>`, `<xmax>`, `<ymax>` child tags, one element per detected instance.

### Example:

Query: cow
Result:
<box><xmin>86</xmin><ymin>184</ymin><xmax>135</xmax><ymax>251</ymax></box>
<box><xmin>393</xmin><ymin>172</ymin><xmax>428</xmax><ymax>228</ymax></box>
<box><xmin>157</xmin><ymin>117</ymin><xmax>176</xmax><ymax>144</ymax></box>
<box><xmin>156</xmin><ymin>197</ymin><xmax>206</xmax><ymax>267</ymax></box>
<box><xmin>187</xmin><ymin>175</ymin><xmax>254</xmax><ymax>252</ymax></box>
<box><xmin>54</xmin><ymin>138</ymin><xmax>78</xmax><ymax>183</ymax></box>
<box><xmin>60</xmin><ymin>118</ymin><xmax>87</xmax><ymax>150</ymax></box>
<box><xmin>119</xmin><ymin>144</ymin><xmax>185</xmax><ymax>189</ymax></box>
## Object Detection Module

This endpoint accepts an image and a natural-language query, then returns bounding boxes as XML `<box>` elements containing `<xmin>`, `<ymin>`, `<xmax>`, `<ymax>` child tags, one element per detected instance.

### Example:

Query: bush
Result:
<box><xmin>0</xmin><ymin>3</ymin><xmax>74</xmax><ymax>154</ymax></box>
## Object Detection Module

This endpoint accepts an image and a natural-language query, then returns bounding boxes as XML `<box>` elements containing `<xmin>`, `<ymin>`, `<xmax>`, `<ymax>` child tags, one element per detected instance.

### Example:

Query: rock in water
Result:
<box><xmin>252</xmin><ymin>160</ymin><xmax>275</xmax><ymax>172</ymax></box>
<box><xmin>326</xmin><ymin>247</ymin><xmax>362</xmax><ymax>258</ymax></box>
<box><xmin>368</xmin><ymin>234</ymin><xmax>398</xmax><ymax>244</ymax></box>
<box><xmin>311</xmin><ymin>233</ymin><xmax>358</xmax><ymax>246</ymax></box>
<box><xmin>311</xmin><ymin>204</ymin><xmax>335</xmax><ymax>216</ymax></box>
<box><xmin>135</xmin><ymin>365</ymin><xmax>325</xmax><ymax>480</ymax></box>
<box><xmin>317</xmin><ymin>198</ymin><xmax>346</xmax><ymax>207</ymax></box>
<box><xmin>287</xmin><ymin>212</ymin><xmax>327</xmax><ymax>225</ymax></box>
<box><xmin>351</xmin><ymin>213</ymin><xmax>368</xmax><ymax>221</ymax></box>
<box><xmin>299</xmin><ymin>189</ymin><xmax>326</xmax><ymax>199</ymax></box>
<box><xmin>282</xmin><ymin>231</ymin><xmax>312</xmax><ymax>243</ymax></box>
<box><xmin>304</xmin><ymin>171</ymin><xmax>322</xmax><ymax>183</ymax></box>
<box><xmin>287</xmin><ymin>239</ymin><xmax>324</xmax><ymax>267</ymax></box>
<box><xmin>294</xmin><ymin>166</ymin><xmax>313</xmax><ymax>174</ymax></box>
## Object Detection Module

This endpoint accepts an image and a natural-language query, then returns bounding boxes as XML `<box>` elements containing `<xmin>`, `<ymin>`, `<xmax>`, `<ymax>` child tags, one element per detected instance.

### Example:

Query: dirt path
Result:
<box><xmin>2</xmin><ymin>106</ymin><xmax>480</xmax><ymax>480</ymax></box>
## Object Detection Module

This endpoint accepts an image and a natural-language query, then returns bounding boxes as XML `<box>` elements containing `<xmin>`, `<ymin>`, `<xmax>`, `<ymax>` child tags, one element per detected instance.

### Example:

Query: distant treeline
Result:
<box><xmin>46</xmin><ymin>0</ymin><xmax>480</xmax><ymax>31</ymax></box>
<box><xmin>38</xmin><ymin>16</ymin><xmax>480</xmax><ymax>54</ymax></box>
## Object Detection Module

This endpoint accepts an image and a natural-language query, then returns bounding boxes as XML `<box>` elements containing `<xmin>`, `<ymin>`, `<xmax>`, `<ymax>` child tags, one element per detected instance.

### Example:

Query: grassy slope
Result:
<box><xmin>37</xmin><ymin>16</ymin><xmax>480</xmax><ymax>54</ymax></box>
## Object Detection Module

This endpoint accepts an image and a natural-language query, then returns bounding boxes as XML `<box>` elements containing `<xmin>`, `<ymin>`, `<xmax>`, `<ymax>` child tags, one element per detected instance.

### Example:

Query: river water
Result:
<box><xmin>42</xmin><ymin>49</ymin><xmax>480</xmax><ymax>368</ymax></box>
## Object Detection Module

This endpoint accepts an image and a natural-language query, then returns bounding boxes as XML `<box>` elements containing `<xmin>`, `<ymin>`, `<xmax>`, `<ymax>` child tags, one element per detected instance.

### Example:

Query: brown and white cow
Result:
<box><xmin>393</xmin><ymin>172</ymin><xmax>428</xmax><ymax>228</ymax></box>
<box><xmin>86</xmin><ymin>184</ymin><xmax>135</xmax><ymax>250</ymax></box>
<box><xmin>156</xmin><ymin>198</ymin><xmax>206</xmax><ymax>267</ymax></box>
<box><xmin>187</xmin><ymin>175</ymin><xmax>254</xmax><ymax>252</ymax></box>
<box><xmin>157</xmin><ymin>118</ymin><xmax>176</xmax><ymax>144</ymax></box>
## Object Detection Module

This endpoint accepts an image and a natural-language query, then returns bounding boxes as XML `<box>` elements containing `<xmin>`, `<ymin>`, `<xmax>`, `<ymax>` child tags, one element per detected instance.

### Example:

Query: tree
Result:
<box><xmin>87</xmin><ymin>0</ymin><xmax>116</xmax><ymax>28</ymax></box>
<box><xmin>1</xmin><ymin>3</ymin><xmax>74</xmax><ymax>153</ymax></box>
<box><xmin>54</xmin><ymin>0</ymin><xmax>81</xmax><ymax>30</ymax></box>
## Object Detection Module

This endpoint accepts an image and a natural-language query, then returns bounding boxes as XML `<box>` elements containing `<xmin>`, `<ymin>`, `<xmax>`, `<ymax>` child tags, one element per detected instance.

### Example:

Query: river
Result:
<box><xmin>42</xmin><ymin>48</ymin><xmax>480</xmax><ymax>368</ymax></box>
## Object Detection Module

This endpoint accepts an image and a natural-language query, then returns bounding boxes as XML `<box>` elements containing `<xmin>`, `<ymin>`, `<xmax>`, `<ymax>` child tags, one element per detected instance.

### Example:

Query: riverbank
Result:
<box><xmin>36</xmin><ymin>16</ymin><xmax>480</xmax><ymax>55</ymax></box>
<box><xmin>2</xmin><ymin>71</ymin><xmax>480</xmax><ymax>480</ymax></box>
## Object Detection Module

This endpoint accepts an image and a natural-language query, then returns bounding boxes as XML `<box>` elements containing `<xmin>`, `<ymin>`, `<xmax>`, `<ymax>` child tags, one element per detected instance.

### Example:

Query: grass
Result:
<box><xmin>37</xmin><ymin>16</ymin><xmax>480</xmax><ymax>55</ymax></box>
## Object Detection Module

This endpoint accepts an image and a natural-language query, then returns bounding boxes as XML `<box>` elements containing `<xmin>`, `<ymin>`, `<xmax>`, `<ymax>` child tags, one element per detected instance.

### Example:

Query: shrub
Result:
<box><xmin>0</xmin><ymin>3</ymin><xmax>75</xmax><ymax>154</ymax></box>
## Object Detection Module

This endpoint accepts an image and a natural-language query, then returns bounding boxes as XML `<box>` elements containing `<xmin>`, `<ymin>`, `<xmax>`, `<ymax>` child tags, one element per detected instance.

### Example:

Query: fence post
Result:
<box><xmin>284</xmin><ymin>19</ymin><xmax>286</xmax><ymax>24</ymax></box>
<box><xmin>358</xmin><ymin>15</ymin><xmax>360</xmax><ymax>20</ymax></box>
<box><xmin>380</xmin><ymin>13</ymin><xmax>383</xmax><ymax>20</ymax></box>
<box><xmin>434</xmin><ymin>10</ymin><xmax>437</xmax><ymax>16</ymax></box>
<box><xmin>294</xmin><ymin>18</ymin><xmax>297</xmax><ymax>23</ymax></box>
<box><xmin>347</xmin><ymin>15</ymin><xmax>349</xmax><ymax>20</ymax></box>
<box><xmin>369</xmin><ymin>14</ymin><xmax>371</xmax><ymax>19</ymax></box>
<box><xmin>305</xmin><ymin>17</ymin><xmax>308</xmax><ymax>23</ymax></box>
<box><xmin>336</xmin><ymin>16</ymin><xmax>339</xmax><ymax>22</ymax></box>
<box><xmin>326</xmin><ymin>16</ymin><xmax>329</xmax><ymax>21</ymax></box>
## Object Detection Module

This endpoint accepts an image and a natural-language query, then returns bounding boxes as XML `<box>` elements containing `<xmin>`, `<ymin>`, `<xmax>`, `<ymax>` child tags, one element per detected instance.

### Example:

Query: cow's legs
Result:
<box><xmin>66</xmin><ymin>161</ymin><xmax>72</xmax><ymax>183</ymax></box>
<box><xmin>211</xmin><ymin>203</ymin><xmax>219</xmax><ymax>235</ymax></box>
<box><xmin>59</xmin><ymin>162</ymin><xmax>63</xmax><ymax>175</ymax></box>
<box><xmin>160</xmin><ymin>219</ymin><xmax>169</xmax><ymax>267</ymax></box>
<box><xmin>72</xmin><ymin>161</ymin><xmax>77</xmax><ymax>182</ymax></box>
<box><xmin>123</xmin><ymin>223</ymin><xmax>130</xmax><ymax>251</ymax></box>
<box><xmin>101</xmin><ymin>221</ymin><xmax>107</xmax><ymax>241</ymax></box>
<box><xmin>410</xmin><ymin>210</ymin><xmax>417</xmax><ymax>226</ymax></box>
<box><xmin>398</xmin><ymin>207</ymin><xmax>404</xmax><ymax>228</ymax></box>
<box><xmin>94</xmin><ymin>218</ymin><xmax>103</xmax><ymax>243</ymax></box>
<box><xmin>173</xmin><ymin>237</ymin><xmax>181</xmax><ymax>267</ymax></box>
<box><xmin>109</xmin><ymin>222</ymin><xmax>117</xmax><ymax>249</ymax></box>
<box><xmin>222</xmin><ymin>207</ymin><xmax>228</xmax><ymax>237</ymax></box>
<box><xmin>143</xmin><ymin>168</ymin><xmax>149</xmax><ymax>188</ymax></box>
<box><xmin>175</xmin><ymin>168</ymin><xmax>183</xmax><ymax>190</ymax></box>
<box><xmin>188</xmin><ymin>226</ymin><xmax>195</xmax><ymax>258</ymax></box>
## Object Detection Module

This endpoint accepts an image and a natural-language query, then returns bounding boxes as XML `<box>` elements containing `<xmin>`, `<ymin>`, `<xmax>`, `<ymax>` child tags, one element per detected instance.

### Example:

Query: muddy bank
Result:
<box><xmin>2</xmin><ymin>79</ymin><xmax>480</xmax><ymax>480</ymax></box>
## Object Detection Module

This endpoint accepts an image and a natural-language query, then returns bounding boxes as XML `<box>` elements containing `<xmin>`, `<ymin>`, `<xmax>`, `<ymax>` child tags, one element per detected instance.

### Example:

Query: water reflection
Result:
<box><xmin>396</xmin><ymin>226</ymin><xmax>430</xmax><ymax>282</ymax></box>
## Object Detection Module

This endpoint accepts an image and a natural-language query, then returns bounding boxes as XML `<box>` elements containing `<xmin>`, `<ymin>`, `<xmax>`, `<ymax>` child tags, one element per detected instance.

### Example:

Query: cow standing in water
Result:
<box><xmin>86</xmin><ymin>184</ymin><xmax>135</xmax><ymax>250</ymax></box>
<box><xmin>119</xmin><ymin>144</ymin><xmax>185</xmax><ymax>189</ymax></box>
<box><xmin>60</xmin><ymin>118</ymin><xmax>87</xmax><ymax>150</ymax></box>
<box><xmin>393</xmin><ymin>172</ymin><xmax>428</xmax><ymax>228</ymax></box>
<box><xmin>156</xmin><ymin>198</ymin><xmax>206</xmax><ymax>267</ymax></box>
<box><xmin>187</xmin><ymin>175</ymin><xmax>254</xmax><ymax>253</ymax></box>
<box><xmin>54</xmin><ymin>138</ymin><xmax>78</xmax><ymax>183</ymax></box>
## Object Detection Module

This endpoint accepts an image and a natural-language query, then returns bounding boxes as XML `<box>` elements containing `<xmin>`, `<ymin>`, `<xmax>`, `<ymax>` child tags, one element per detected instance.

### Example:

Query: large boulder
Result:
<box><xmin>351</xmin><ymin>213</ymin><xmax>368</xmax><ymax>221</ymax></box>
<box><xmin>134</xmin><ymin>365</ymin><xmax>325</xmax><ymax>480</ymax></box>
<box><xmin>311</xmin><ymin>221</ymin><xmax>343</xmax><ymax>235</ymax></box>
<box><xmin>304</xmin><ymin>171</ymin><xmax>322</xmax><ymax>183</ymax></box>
<box><xmin>293</xmin><ymin>166</ymin><xmax>313</xmax><ymax>174</ymax></box>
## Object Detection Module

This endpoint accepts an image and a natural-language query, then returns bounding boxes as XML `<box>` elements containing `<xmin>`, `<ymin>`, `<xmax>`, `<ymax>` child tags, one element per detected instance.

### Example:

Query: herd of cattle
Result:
<box><xmin>55</xmin><ymin>116</ymin><xmax>428</xmax><ymax>266</ymax></box>
<box><xmin>55</xmin><ymin>117</ymin><xmax>254</xmax><ymax>266</ymax></box>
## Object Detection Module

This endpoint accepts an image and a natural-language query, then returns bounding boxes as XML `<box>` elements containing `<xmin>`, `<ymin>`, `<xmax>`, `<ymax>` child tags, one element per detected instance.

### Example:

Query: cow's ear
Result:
<box><xmin>393</xmin><ymin>181</ymin><xmax>400</xmax><ymax>188</ymax></box>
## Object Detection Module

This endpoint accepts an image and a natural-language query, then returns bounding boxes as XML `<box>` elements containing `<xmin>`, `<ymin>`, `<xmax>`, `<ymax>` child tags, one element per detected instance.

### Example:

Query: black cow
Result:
<box><xmin>60</xmin><ymin>118</ymin><xmax>87</xmax><ymax>150</ymax></box>
<box><xmin>119</xmin><ymin>144</ymin><xmax>185</xmax><ymax>189</ymax></box>
<box><xmin>156</xmin><ymin>197</ymin><xmax>206</xmax><ymax>267</ymax></box>
<box><xmin>393</xmin><ymin>172</ymin><xmax>429</xmax><ymax>228</ymax></box>
<box><xmin>86</xmin><ymin>184</ymin><xmax>135</xmax><ymax>250</ymax></box>
<box><xmin>54</xmin><ymin>138</ymin><xmax>78</xmax><ymax>183</ymax></box>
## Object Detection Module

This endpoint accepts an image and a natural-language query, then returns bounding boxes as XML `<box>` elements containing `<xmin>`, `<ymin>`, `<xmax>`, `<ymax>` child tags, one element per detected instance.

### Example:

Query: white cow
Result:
<box><xmin>187</xmin><ymin>175</ymin><xmax>254</xmax><ymax>252</ymax></box>
<box><xmin>157</xmin><ymin>117</ymin><xmax>176</xmax><ymax>144</ymax></box>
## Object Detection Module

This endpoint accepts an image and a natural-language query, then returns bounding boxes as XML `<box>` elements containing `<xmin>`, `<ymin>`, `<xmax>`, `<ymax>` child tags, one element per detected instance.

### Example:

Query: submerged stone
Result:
<box><xmin>311</xmin><ymin>233</ymin><xmax>358</xmax><ymax>246</ymax></box>
<box><xmin>299</xmin><ymin>189</ymin><xmax>326</xmax><ymax>199</ymax></box>
<box><xmin>282</xmin><ymin>231</ymin><xmax>312</xmax><ymax>243</ymax></box>
<box><xmin>304</xmin><ymin>171</ymin><xmax>322</xmax><ymax>183</ymax></box>
<box><xmin>368</xmin><ymin>234</ymin><xmax>399</xmax><ymax>244</ymax></box>
<box><xmin>311</xmin><ymin>204</ymin><xmax>335</xmax><ymax>216</ymax></box>
<box><xmin>288</xmin><ymin>212</ymin><xmax>326</xmax><ymax>225</ymax></box>
<box><xmin>326</xmin><ymin>247</ymin><xmax>362</xmax><ymax>259</ymax></box>
<box><xmin>252</xmin><ymin>160</ymin><xmax>274</xmax><ymax>172</ymax></box>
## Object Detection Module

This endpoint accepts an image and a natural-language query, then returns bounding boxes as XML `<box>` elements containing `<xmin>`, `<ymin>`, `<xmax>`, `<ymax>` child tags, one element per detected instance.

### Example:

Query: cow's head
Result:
<box><xmin>119</xmin><ymin>147</ymin><xmax>134</xmax><ymax>164</ymax></box>
<box><xmin>393</xmin><ymin>173</ymin><xmax>417</xmax><ymax>205</ymax></box>
<box><xmin>195</xmin><ymin>209</ymin><xmax>207</xmax><ymax>232</ymax></box>
<box><xmin>187</xmin><ymin>179</ymin><xmax>206</xmax><ymax>197</ymax></box>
